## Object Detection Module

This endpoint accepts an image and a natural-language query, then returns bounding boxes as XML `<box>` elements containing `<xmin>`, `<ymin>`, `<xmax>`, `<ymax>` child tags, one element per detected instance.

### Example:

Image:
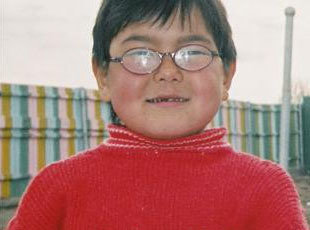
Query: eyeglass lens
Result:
<box><xmin>121</xmin><ymin>45</ymin><xmax>214</xmax><ymax>74</ymax></box>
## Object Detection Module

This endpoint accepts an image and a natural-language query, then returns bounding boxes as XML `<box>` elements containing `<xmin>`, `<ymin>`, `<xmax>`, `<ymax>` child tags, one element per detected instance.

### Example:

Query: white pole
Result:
<box><xmin>280</xmin><ymin>7</ymin><xmax>295</xmax><ymax>170</ymax></box>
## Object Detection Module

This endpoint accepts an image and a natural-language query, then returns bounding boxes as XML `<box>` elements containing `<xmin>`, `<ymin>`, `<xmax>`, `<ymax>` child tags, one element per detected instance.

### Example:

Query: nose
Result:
<box><xmin>153</xmin><ymin>54</ymin><xmax>183</xmax><ymax>82</ymax></box>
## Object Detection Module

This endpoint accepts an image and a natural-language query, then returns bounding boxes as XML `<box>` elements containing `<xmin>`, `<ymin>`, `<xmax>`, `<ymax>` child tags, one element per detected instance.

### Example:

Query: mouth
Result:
<box><xmin>146</xmin><ymin>96</ymin><xmax>190</xmax><ymax>104</ymax></box>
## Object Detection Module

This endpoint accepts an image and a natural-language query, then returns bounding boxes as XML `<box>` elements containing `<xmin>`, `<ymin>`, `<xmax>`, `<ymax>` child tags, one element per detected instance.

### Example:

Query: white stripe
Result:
<box><xmin>108</xmin><ymin>127</ymin><xmax>227</xmax><ymax>147</ymax></box>
<box><xmin>105</xmin><ymin>142</ymin><xmax>230</xmax><ymax>151</ymax></box>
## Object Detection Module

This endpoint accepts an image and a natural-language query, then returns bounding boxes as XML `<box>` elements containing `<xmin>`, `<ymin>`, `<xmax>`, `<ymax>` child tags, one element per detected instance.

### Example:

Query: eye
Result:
<box><xmin>176</xmin><ymin>45</ymin><xmax>212</xmax><ymax>58</ymax></box>
<box><xmin>174</xmin><ymin>45</ymin><xmax>215</xmax><ymax>71</ymax></box>
<box><xmin>125</xmin><ymin>48</ymin><xmax>152</xmax><ymax>57</ymax></box>
<box><xmin>187</xmin><ymin>50</ymin><xmax>208</xmax><ymax>55</ymax></box>
<box><xmin>121</xmin><ymin>48</ymin><xmax>161</xmax><ymax>74</ymax></box>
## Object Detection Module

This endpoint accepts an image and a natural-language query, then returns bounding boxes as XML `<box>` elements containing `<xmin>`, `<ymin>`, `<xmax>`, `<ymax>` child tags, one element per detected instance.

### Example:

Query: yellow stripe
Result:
<box><xmin>1</xmin><ymin>180</ymin><xmax>10</xmax><ymax>198</ymax></box>
<box><xmin>37</xmin><ymin>86</ymin><xmax>46</xmax><ymax>128</ymax></box>
<box><xmin>2</xmin><ymin>94</ymin><xmax>10</xmax><ymax>117</ymax></box>
<box><xmin>268</xmin><ymin>112</ymin><xmax>274</xmax><ymax>161</ymax></box>
<box><xmin>1</xmin><ymin>138</ymin><xmax>11</xmax><ymax>198</ymax></box>
<box><xmin>65</xmin><ymin>89</ymin><xmax>75</xmax><ymax>156</ymax></box>
<box><xmin>95</xmin><ymin>100</ymin><xmax>104</xmax><ymax>130</ymax></box>
<box><xmin>2</xmin><ymin>138</ymin><xmax>10</xmax><ymax>178</ymax></box>
<box><xmin>97</xmin><ymin>130</ymin><xmax>103</xmax><ymax>145</ymax></box>
<box><xmin>1</xmin><ymin>85</ymin><xmax>11</xmax><ymax>197</ymax></box>
<box><xmin>2</xmin><ymin>85</ymin><xmax>12</xmax><ymax>129</ymax></box>
<box><xmin>65</xmin><ymin>88</ymin><xmax>75</xmax><ymax>130</ymax></box>
<box><xmin>4</xmin><ymin>118</ymin><xmax>12</xmax><ymax>129</ymax></box>
<box><xmin>94</xmin><ymin>99</ymin><xmax>101</xmax><ymax>121</ymax></box>
<box><xmin>94</xmin><ymin>91</ymin><xmax>105</xmax><ymax>145</ymax></box>
<box><xmin>36</xmin><ymin>87</ymin><xmax>46</xmax><ymax>169</ymax></box>
<box><xmin>97</xmin><ymin>135</ymin><xmax>101</xmax><ymax>145</ymax></box>
<box><xmin>38</xmin><ymin>131</ymin><xmax>46</xmax><ymax>170</ymax></box>
<box><xmin>240</xmin><ymin>110</ymin><xmax>247</xmax><ymax>151</ymax></box>
<box><xmin>1</xmin><ymin>84</ymin><xmax>11</xmax><ymax>98</ymax></box>
<box><xmin>68</xmin><ymin>133</ymin><xmax>75</xmax><ymax>156</ymax></box>
<box><xmin>240</xmin><ymin>110</ymin><xmax>246</xmax><ymax>134</ymax></box>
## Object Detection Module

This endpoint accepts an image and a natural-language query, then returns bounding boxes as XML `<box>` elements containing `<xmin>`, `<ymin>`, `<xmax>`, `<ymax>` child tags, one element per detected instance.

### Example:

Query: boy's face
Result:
<box><xmin>93</xmin><ymin>8</ymin><xmax>235</xmax><ymax>139</ymax></box>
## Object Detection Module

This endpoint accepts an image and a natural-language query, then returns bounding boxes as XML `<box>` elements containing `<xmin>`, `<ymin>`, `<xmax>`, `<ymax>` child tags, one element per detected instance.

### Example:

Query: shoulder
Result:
<box><xmin>222</xmin><ymin>151</ymin><xmax>297</xmax><ymax>196</ymax></box>
<box><xmin>21</xmin><ymin>144</ymin><xmax>108</xmax><ymax>195</ymax></box>
<box><xmin>231</xmin><ymin>152</ymin><xmax>309</xmax><ymax>228</ymax></box>
<box><xmin>227</xmin><ymin>152</ymin><xmax>309</xmax><ymax>228</ymax></box>
<box><xmin>229</xmin><ymin>151</ymin><xmax>289</xmax><ymax>178</ymax></box>
<box><xmin>41</xmin><ymin>144</ymin><xmax>108</xmax><ymax>180</ymax></box>
<box><xmin>27</xmin><ymin>145</ymin><xmax>97</xmax><ymax>186</ymax></box>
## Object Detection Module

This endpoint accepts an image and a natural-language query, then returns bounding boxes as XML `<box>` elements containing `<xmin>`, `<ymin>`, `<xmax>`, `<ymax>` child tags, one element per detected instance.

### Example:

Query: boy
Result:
<box><xmin>7</xmin><ymin>0</ymin><xmax>309</xmax><ymax>229</ymax></box>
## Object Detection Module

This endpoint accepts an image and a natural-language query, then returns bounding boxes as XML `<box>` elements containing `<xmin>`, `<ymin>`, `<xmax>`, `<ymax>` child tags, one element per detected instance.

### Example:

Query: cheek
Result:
<box><xmin>107</xmin><ymin>68</ymin><xmax>146</xmax><ymax>107</ymax></box>
<box><xmin>192</xmin><ymin>70</ymin><xmax>224</xmax><ymax>101</ymax></box>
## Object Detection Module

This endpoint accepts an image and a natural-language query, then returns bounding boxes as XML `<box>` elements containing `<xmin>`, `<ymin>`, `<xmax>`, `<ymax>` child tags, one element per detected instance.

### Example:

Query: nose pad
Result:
<box><xmin>153</xmin><ymin>54</ymin><xmax>183</xmax><ymax>82</ymax></box>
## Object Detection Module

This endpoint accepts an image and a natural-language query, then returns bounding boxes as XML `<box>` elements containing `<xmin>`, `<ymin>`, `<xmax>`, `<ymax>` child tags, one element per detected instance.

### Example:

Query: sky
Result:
<box><xmin>2</xmin><ymin>0</ymin><xmax>310</xmax><ymax>104</ymax></box>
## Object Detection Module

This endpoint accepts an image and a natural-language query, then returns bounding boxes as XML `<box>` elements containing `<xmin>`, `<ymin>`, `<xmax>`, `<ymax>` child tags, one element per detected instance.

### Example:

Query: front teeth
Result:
<box><xmin>148</xmin><ymin>98</ymin><xmax>188</xmax><ymax>103</ymax></box>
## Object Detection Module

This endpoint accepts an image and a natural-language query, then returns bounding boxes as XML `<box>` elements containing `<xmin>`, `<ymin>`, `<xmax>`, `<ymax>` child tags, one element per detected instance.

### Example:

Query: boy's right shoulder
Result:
<box><xmin>37</xmin><ymin>144</ymin><xmax>108</xmax><ymax>181</ymax></box>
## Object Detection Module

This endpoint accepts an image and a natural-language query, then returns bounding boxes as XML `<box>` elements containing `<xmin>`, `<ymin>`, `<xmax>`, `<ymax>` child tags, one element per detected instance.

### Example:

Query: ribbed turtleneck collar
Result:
<box><xmin>105</xmin><ymin>124</ymin><xmax>231</xmax><ymax>151</ymax></box>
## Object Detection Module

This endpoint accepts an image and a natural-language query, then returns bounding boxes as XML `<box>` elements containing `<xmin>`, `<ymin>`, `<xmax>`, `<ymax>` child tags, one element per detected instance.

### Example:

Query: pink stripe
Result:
<box><xmin>236</xmin><ymin>110</ymin><xmax>241</xmax><ymax>133</ymax></box>
<box><xmin>0</xmin><ymin>139</ymin><xmax>3</xmax><ymax>179</ymax></box>
<box><xmin>0</xmin><ymin>95</ymin><xmax>2</xmax><ymax>116</ymax></box>
<box><xmin>87</xmin><ymin>100</ymin><xmax>95</xmax><ymax>130</ymax></box>
<box><xmin>89</xmin><ymin>137</ymin><xmax>97</xmax><ymax>148</ymax></box>
<box><xmin>86</xmin><ymin>89</ymin><xmax>97</xmax><ymax>100</ymax></box>
<box><xmin>58</xmin><ymin>98</ymin><xmax>68</xmax><ymax>128</ymax></box>
<box><xmin>60</xmin><ymin>139</ymin><xmax>68</xmax><ymax>160</ymax></box>
<box><xmin>28</xmin><ymin>138</ymin><xmax>38</xmax><ymax>177</ymax></box>
<box><xmin>222</xmin><ymin>107</ymin><xmax>229</xmax><ymax>128</ymax></box>
<box><xmin>28</xmin><ymin>85</ymin><xmax>38</xmax><ymax>97</ymax></box>
<box><xmin>28</xmin><ymin>96</ymin><xmax>37</xmax><ymax>119</ymax></box>
<box><xmin>28</xmin><ymin>96</ymin><xmax>40</xmax><ymax>130</ymax></box>
<box><xmin>57</xmin><ymin>88</ymin><xmax>67</xmax><ymax>99</ymax></box>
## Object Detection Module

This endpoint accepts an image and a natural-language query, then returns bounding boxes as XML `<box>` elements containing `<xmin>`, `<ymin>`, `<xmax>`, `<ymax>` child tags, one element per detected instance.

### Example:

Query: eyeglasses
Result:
<box><xmin>109</xmin><ymin>44</ymin><xmax>220</xmax><ymax>75</ymax></box>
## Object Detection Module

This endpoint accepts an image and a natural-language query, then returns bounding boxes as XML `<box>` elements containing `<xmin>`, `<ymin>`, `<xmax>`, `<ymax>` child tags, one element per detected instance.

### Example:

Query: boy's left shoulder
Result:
<box><xmin>231</xmin><ymin>151</ymin><xmax>294</xmax><ymax>185</ymax></box>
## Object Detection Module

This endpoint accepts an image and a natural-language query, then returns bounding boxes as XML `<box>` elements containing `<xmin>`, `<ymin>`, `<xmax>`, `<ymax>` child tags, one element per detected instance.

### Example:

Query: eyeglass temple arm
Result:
<box><xmin>110</xmin><ymin>57</ymin><xmax>122</xmax><ymax>63</ymax></box>
<box><xmin>211</xmin><ymin>51</ymin><xmax>221</xmax><ymax>57</ymax></box>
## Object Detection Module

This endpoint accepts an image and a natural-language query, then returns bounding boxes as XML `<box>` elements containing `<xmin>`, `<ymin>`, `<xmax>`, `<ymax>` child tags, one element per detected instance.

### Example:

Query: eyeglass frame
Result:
<box><xmin>108</xmin><ymin>44</ymin><xmax>221</xmax><ymax>75</ymax></box>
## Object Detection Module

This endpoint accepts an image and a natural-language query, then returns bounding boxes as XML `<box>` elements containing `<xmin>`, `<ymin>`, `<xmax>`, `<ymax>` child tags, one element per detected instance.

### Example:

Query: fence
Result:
<box><xmin>0</xmin><ymin>83</ymin><xmax>110</xmax><ymax>198</ymax></box>
<box><xmin>302</xmin><ymin>97</ymin><xmax>310</xmax><ymax>174</ymax></box>
<box><xmin>0</xmin><ymin>83</ymin><xmax>308</xmax><ymax>198</ymax></box>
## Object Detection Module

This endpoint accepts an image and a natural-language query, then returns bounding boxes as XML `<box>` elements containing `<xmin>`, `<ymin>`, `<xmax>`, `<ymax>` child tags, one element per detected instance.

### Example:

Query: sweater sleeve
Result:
<box><xmin>250</xmin><ymin>161</ymin><xmax>309</xmax><ymax>230</ymax></box>
<box><xmin>6</xmin><ymin>162</ymin><xmax>67</xmax><ymax>230</ymax></box>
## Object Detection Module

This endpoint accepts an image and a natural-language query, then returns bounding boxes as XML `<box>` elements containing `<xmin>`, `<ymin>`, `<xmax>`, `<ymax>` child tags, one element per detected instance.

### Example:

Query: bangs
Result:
<box><xmin>95</xmin><ymin>0</ymin><xmax>201</xmax><ymax>63</ymax></box>
<box><xmin>120</xmin><ymin>0</ymin><xmax>196</xmax><ymax>29</ymax></box>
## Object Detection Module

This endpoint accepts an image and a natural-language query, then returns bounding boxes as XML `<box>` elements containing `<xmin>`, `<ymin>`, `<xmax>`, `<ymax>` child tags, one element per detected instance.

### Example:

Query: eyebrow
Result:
<box><xmin>177</xmin><ymin>35</ymin><xmax>212</xmax><ymax>45</ymax></box>
<box><xmin>121</xmin><ymin>35</ymin><xmax>152</xmax><ymax>44</ymax></box>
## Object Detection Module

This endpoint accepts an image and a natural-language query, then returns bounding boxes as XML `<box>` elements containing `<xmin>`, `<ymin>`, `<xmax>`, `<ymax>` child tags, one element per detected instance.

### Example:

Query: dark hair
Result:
<box><xmin>92</xmin><ymin>0</ymin><xmax>236</xmax><ymax>124</ymax></box>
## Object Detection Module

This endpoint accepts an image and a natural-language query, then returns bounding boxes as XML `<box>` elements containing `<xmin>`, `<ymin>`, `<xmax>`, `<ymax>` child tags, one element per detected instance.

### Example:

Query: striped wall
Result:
<box><xmin>0</xmin><ymin>83</ymin><xmax>305</xmax><ymax>198</ymax></box>
<box><xmin>209</xmin><ymin>101</ymin><xmax>302</xmax><ymax>168</ymax></box>
<box><xmin>302</xmin><ymin>97</ymin><xmax>310</xmax><ymax>174</ymax></box>
<box><xmin>0</xmin><ymin>83</ymin><xmax>110</xmax><ymax>198</ymax></box>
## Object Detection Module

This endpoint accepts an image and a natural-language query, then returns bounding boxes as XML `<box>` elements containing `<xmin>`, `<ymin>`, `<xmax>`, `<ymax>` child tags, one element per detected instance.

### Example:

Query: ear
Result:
<box><xmin>223</xmin><ymin>61</ymin><xmax>236</xmax><ymax>90</ymax></box>
<box><xmin>92</xmin><ymin>57</ymin><xmax>111</xmax><ymax>102</ymax></box>
<box><xmin>222</xmin><ymin>61</ymin><xmax>236</xmax><ymax>101</ymax></box>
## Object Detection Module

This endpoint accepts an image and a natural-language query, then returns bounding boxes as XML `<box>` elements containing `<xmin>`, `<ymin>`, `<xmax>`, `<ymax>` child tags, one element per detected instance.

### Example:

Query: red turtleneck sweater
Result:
<box><xmin>7</xmin><ymin>125</ymin><xmax>309</xmax><ymax>230</ymax></box>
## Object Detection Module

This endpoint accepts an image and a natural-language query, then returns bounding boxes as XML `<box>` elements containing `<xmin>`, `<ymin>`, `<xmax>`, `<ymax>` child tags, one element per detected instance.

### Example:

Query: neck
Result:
<box><xmin>105</xmin><ymin>124</ymin><xmax>231</xmax><ymax>151</ymax></box>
